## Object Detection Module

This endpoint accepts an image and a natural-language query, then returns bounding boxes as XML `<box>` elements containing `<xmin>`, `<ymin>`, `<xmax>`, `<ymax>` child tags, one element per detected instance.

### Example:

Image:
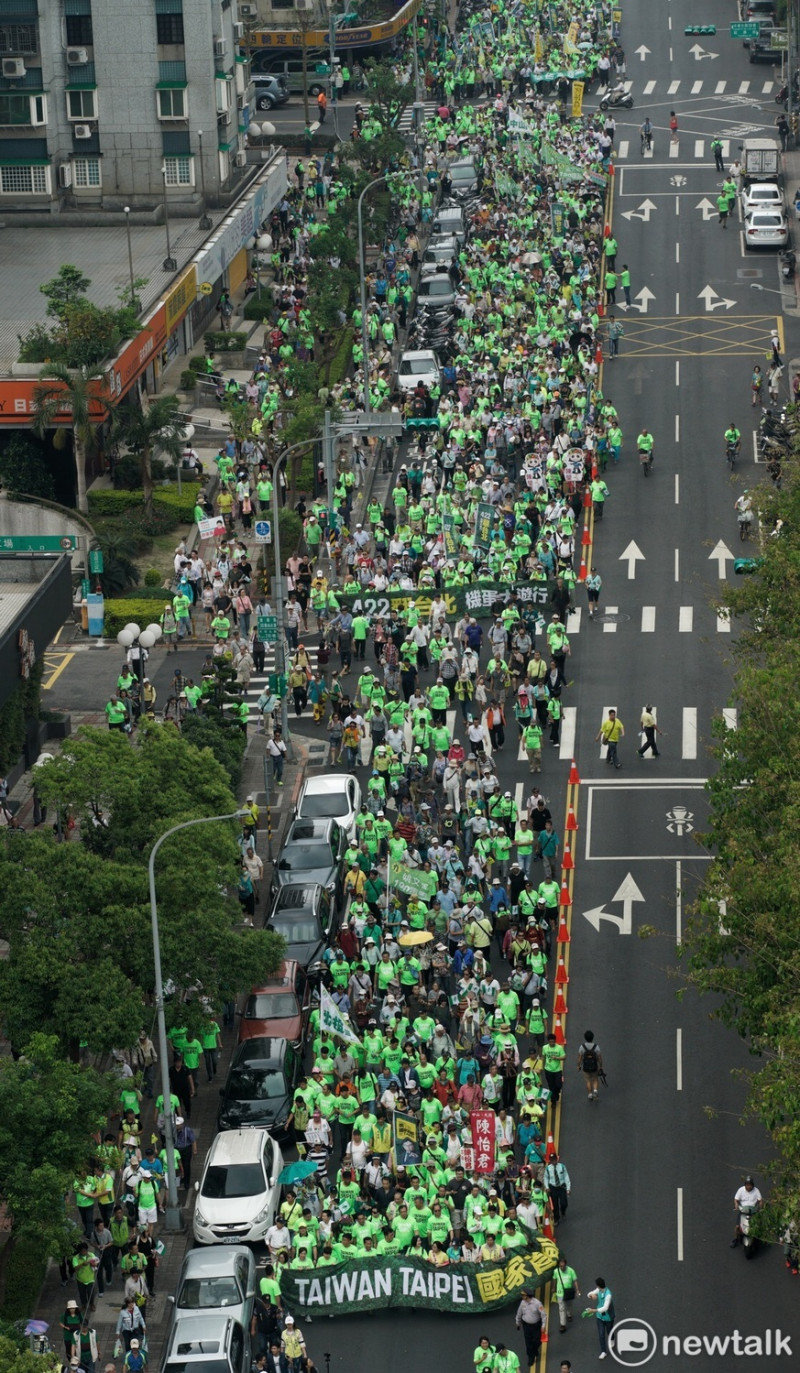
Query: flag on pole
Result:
<box><xmin>319</xmin><ymin>983</ymin><xmax>361</xmax><ymax>1047</ymax></box>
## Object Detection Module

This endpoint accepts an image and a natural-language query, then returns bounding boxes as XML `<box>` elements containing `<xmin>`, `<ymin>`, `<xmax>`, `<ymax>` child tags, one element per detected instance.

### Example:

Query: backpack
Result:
<box><xmin>581</xmin><ymin>1042</ymin><xmax>598</xmax><ymax>1073</ymax></box>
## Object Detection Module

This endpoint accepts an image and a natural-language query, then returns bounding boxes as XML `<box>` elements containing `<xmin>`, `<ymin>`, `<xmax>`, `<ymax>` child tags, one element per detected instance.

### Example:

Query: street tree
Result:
<box><xmin>0</xmin><ymin>1034</ymin><xmax>116</xmax><ymax>1299</ymax></box>
<box><xmin>111</xmin><ymin>393</ymin><xmax>184</xmax><ymax>518</ymax></box>
<box><xmin>31</xmin><ymin>364</ymin><xmax>106</xmax><ymax>515</ymax></box>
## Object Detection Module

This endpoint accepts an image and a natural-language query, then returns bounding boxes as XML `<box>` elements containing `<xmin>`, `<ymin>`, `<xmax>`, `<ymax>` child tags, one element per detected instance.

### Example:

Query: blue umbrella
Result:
<box><xmin>278</xmin><ymin>1159</ymin><xmax>320</xmax><ymax>1184</ymax></box>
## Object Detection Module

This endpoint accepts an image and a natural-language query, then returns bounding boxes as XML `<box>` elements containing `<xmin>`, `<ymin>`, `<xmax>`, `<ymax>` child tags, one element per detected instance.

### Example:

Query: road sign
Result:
<box><xmin>730</xmin><ymin>21</ymin><xmax>759</xmax><ymax>38</ymax></box>
<box><xmin>268</xmin><ymin>672</ymin><xmax>287</xmax><ymax>697</ymax></box>
<box><xmin>334</xmin><ymin>413</ymin><xmax>404</xmax><ymax>435</ymax></box>
<box><xmin>771</xmin><ymin>29</ymin><xmax>788</xmax><ymax>48</ymax></box>
<box><xmin>198</xmin><ymin>281</ymin><xmax>213</xmax><ymax>295</ymax></box>
<box><xmin>0</xmin><ymin>534</ymin><xmax>77</xmax><ymax>553</ymax></box>
<box><xmin>89</xmin><ymin>548</ymin><xmax>104</xmax><ymax>574</ymax></box>
<box><xmin>257</xmin><ymin>614</ymin><xmax>278</xmax><ymax>643</ymax></box>
<box><xmin>254</xmin><ymin>519</ymin><xmax>272</xmax><ymax>544</ymax></box>
<box><xmin>80</xmin><ymin>577</ymin><xmax>91</xmax><ymax>598</ymax></box>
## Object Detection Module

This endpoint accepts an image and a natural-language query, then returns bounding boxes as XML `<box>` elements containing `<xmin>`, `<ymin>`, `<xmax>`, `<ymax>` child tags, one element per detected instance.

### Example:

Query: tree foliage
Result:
<box><xmin>31</xmin><ymin>364</ymin><xmax>106</xmax><ymax>514</ymax></box>
<box><xmin>0</xmin><ymin>725</ymin><xmax>284</xmax><ymax>1057</ymax></box>
<box><xmin>681</xmin><ymin>449</ymin><xmax>800</xmax><ymax>1232</ymax></box>
<box><xmin>0</xmin><ymin>434</ymin><xmax>55</xmax><ymax>501</ymax></box>
<box><xmin>110</xmin><ymin>394</ymin><xmax>184</xmax><ymax>518</ymax></box>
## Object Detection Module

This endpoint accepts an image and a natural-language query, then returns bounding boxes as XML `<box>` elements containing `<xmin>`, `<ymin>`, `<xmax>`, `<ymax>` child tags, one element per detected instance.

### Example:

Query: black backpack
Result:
<box><xmin>581</xmin><ymin>1042</ymin><xmax>598</xmax><ymax>1073</ymax></box>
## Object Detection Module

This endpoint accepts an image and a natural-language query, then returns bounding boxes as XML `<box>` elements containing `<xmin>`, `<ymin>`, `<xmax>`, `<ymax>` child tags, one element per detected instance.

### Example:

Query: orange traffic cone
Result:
<box><xmin>604</xmin><ymin>222</ymin><xmax>611</xmax><ymax>238</ymax></box>
<box><xmin>569</xmin><ymin>759</ymin><xmax>580</xmax><ymax>785</ymax></box>
<box><xmin>583</xmin><ymin>487</ymin><xmax>592</xmax><ymax>509</ymax></box>
<box><xmin>555</xmin><ymin>957</ymin><xmax>569</xmax><ymax>985</ymax></box>
<box><xmin>582</xmin><ymin>524</ymin><xmax>591</xmax><ymax>546</ymax></box>
<box><xmin>556</xmin><ymin>915</ymin><xmax>571</xmax><ymax>944</ymax></box>
<box><xmin>595</xmin><ymin>344</ymin><xmax>603</xmax><ymax>366</ymax></box>
<box><xmin>559</xmin><ymin>882</ymin><xmax>572</xmax><ymax>907</ymax></box>
<box><xmin>562</xmin><ymin>846</ymin><xmax>574</xmax><ymax>871</ymax></box>
<box><xmin>566</xmin><ymin>804</ymin><xmax>579</xmax><ymax>831</ymax></box>
<box><xmin>545</xmin><ymin>1130</ymin><xmax>556</xmax><ymax>1155</ymax></box>
<box><xmin>554</xmin><ymin>1016</ymin><xmax>566</xmax><ymax>1045</ymax></box>
<box><xmin>554</xmin><ymin>983</ymin><xmax>568</xmax><ymax>1016</ymax></box>
<box><xmin>541</xmin><ymin>1212</ymin><xmax>556</xmax><ymax>1242</ymax></box>
<box><xmin>578</xmin><ymin>557</ymin><xmax>587</xmax><ymax>582</ymax></box>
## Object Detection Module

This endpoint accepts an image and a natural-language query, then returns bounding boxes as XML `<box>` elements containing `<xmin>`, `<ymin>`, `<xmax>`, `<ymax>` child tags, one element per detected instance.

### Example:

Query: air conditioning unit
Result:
<box><xmin>235</xmin><ymin>149</ymin><xmax>247</xmax><ymax>166</ymax></box>
<box><xmin>74</xmin><ymin>123</ymin><xmax>92</xmax><ymax>139</ymax></box>
<box><xmin>233</xmin><ymin>21</ymin><xmax>244</xmax><ymax>39</ymax></box>
<box><xmin>295</xmin><ymin>0</ymin><xmax>312</xmax><ymax>9</ymax></box>
<box><xmin>240</xmin><ymin>4</ymin><xmax>255</xmax><ymax>15</ymax></box>
<box><xmin>218</xmin><ymin>107</ymin><xmax>232</xmax><ymax>126</ymax></box>
<box><xmin>58</xmin><ymin>163</ymin><xmax>73</xmax><ymax>188</ymax></box>
<box><xmin>2</xmin><ymin>57</ymin><xmax>26</xmax><ymax>78</ymax></box>
<box><xmin>67</xmin><ymin>47</ymin><xmax>89</xmax><ymax>65</ymax></box>
<box><xmin>214</xmin><ymin>37</ymin><xmax>227</xmax><ymax>56</ymax></box>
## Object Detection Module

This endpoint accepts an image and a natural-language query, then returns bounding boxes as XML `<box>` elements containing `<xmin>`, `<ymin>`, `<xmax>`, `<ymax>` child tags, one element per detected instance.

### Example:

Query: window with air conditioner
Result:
<box><xmin>0</xmin><ymin>164</ymin><xmax>49</xmax><ymax>195</ymax></box>
<box><xmin>157</xmin><ymin>87</ymin><xmax>187</xmax><ymax>119</ymax></box>
<box><xmin>163</xmin><ymin>154</ymin><xmax>193</xmax><ymax>186</ymax></box>
<box><xmin>0</xmin><ymin>23</ymin><xmax>37</xmax><ymax>55</ymax></box>
<box><xmin>0</xmin><ymin>93</ymin><xmax>46</xmax><ymax>126</ymax></box>
<box><xmin>72</xmin><ymin>156</ymin><xmax>101</xmax><ymax>188</ymax></box>
<box><xmin>67</xmin><ymin>88</ymin><xmax>97</xmax><ymax>120</ymax></box>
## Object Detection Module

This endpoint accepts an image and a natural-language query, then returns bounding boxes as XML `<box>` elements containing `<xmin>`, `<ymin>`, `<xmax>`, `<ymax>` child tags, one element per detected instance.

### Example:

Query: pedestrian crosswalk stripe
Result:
<box><xmin>515</xmin><ymin>781</ymin><xmax>525</xmax><ymax>815</ymax></box>
<box><xmin>559</xmin><ymin>706</ymin><xmax>577</xmax><ymax>761</ymax></box>
<box><xmin>715</xmin><ymin>81</ymin><xmax>726</xmax><ymax>94</ymax></box>
<box><xmin>669</xmin><ymin>141</ymin><xmax>679</xmax><ymax>158</ymax></box>
<box><xmin>679</xmin><ymin>606</ymin><xmax>693</xmax><ymax>633</ymax></box>
<box><xmin>566</xmin><ymin>606</ymin><xmax>582</xmax><ymax>634</ymax></box>
<box><xmin>643</xmin><ymin>80</ymin><xmax>656</xmax><ymax>95</ymax></box>
<box><xmin>641</xmin><ymin>606</ymin><xmax>656</xmax><ymax>632</ymax></box>
<box><xmin>618</xmin><ymin>140</ymin><xmax>629</xmax><ymax>159</ymax></box>
<box><xmin>723</xmin><ymin>708</ymin><xmax>737</xmax><ymax>730</ymax></box>
<box><xmin>603</xmin><ymin>606</ymin><xmax>618</xmax><ymax>633</ymax></box>
<box><xmin>692</xmin><ymin>80</ymin><xmax>703</xmax><ymax>94</ymax></box>
<box><xmin>397</xmin><ymin>100</ymin><xmax>437</xmax><ymax>132</ymax></box>
<box><xmin>762</xmin><ymin>80</ymin><xmax>773</xmax><ymax>94</ymax></box>
<box><xmin>599</xmin><ymin>705</ymin><xmax>617</xmax><ymax>761</ymax></box>
<box><xmin>619</xmin><ymin>78</ymin><xmax>773</xmax><ymax>96</ymax></box>
<box><xmin>739</xmin><ymin>81</ymin><xmax>750</xmax><ymax>94</ymax></box>
<box><xmin>668</xmin><ymin>80</ymin><xmax>680</xmax><ymax>94</ymax></box>
<box><xmin>716</xmin><ymin>609</ymin><xmax>731</xmax><ymax>633</ymax></box>
<box><xmin>694</xmin><ymin>139</ymin><xmax>704</xmax><ymax>158</ymax></box>
<box><xmin>682</xmin><ymin>707</ymin><xmax>698</xmax><ymax>760</ymax></box>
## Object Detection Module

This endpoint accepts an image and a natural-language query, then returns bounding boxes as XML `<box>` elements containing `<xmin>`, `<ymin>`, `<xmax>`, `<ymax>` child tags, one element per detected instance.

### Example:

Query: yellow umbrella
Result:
<box><xmin>398</xmin><ymin>930</ymin><xmax>434</xmax><ymax>947</ymax></box>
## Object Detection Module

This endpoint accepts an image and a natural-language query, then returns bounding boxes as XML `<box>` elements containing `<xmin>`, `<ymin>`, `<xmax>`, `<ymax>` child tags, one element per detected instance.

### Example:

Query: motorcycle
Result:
<box><xmin>780</xmin><ymin>247</ymin><xmax>796</xmax><ymax>279</ymax></box>
<box><xmin>776</xmin><ymin>83</ymin><xmax>789</xmax><ymax>109</ymax></box>
<box><xmin>738</xmin><ymin>1207</ymin><xmax>758</xmax><ymax>1258</ymax></box>
<box><xmin>600</xmin><ymin>83</ymin><xmax>634</xmax><ymax>110</ymax></box>
<box><xmin>639</xmin><ymin>447</ymin><xmax>653</xmax><ymax>476</ymax></box>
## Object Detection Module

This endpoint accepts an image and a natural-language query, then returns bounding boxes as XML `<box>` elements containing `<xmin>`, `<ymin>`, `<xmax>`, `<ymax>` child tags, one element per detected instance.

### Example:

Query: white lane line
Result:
<box><xmin>566</xmin><ymin>606</ymin><xmax>582</xmax><ymax>635</ymax></box>
<box><xmin>603</xmin><ymin>605</ymin><xmax>618</xmax><ymax>633</ymax></box>
<box><xmin>739</xmin><ymin>80</ymin><xmax>750</xmax><ymax>94</ymax></box>
<box><xmin>691</xmin><ymin>80</ymin><xmax>702</xmax><ymax>94</ymax></box>
<box><xmin>716</xmin><ymin>609</ymin><xmax>731</xmax><ymax>633</ymax></box>
<box><xmin>675</xmin><ymin>360</ymin><xmax>680</xmax><ymax>387</ymax></box>
<box><xmin>715</xmin><ymin>80</ymin><xmax>726</xmax><ymax>94</ymax></box>
<box><xmin>675</xmin><ymin>241</ymin><xmax>680</xmax><ymax>263</ymax></box>
<box><xmin>668</xmin><ymin>79</ymin><xmax>680</xmax><ymax>94</ymax></box>
<box><xmin>643</xmin><ymin>80</ymin><xmax>656</xmax><ymax>95</ymax></box>
<box><xmin>694</xmin><ymin>138</ymin><xmax>704</xmax><ymax>158</ymax></box>
<box><xmin>641</xmin><ymin>606</ymin><xmax>656</xmax><ymax>632</ymax></box>
<box><xmin>679</xmin><ymin>606</ymin><xmax>693</xmax><ymax>632</ymax></box>
<box><xmin>674</xmin><ymin>548</ymin><xmax>680</xmax><ymax>582</ymax></box>
<box><xmin>559</xmin><ymin>706</ymin><xmax>577</xmax><ymax>762</ymax></box>
<box><xmin>676</xmin><ymin>1024</ymin><xmax>683</xmax><ymax>1090</ymax></box>
<box><xmin>675</xmin><ymin>413</ymin><xmax>680</xmax><ymax>442</ymax></box>
<box><xmin>598</xmin><ymin>705</ymin><xmax>617</xmax><ymax>761</ymax></box>
<box><xmin>676</xmin><ymin>860</ymin><xmax>682</xmax><ymax>947</ymax></box>
<box><xmin>675</xmin><ymin>473</ymin><xmax>680</xmax><ymax>504</ymax></box>
<box><xmin>677</xmin><ymin>1188</ymin><xmax>684</xmax><ymax>1262</ymax></box>
<box><xmin>669</xmin><ymin>141</ymin><xmax>679</xmax><ymax>158</ymax></box>
<box><xmin>682</xmin><ymin>707</ymin><xmax>697</xmax><ymax>760</ymax></box>
<box><xmin>618</xmin><ymin>139</ymin><xmax>629</xmax><ymax>159</ymax></box>
<box><xmin>723</xmin><ymin>707</ymin><xmax>737</xmax><ymax>730</ymax></box>
<box><xmin>675</xmin><ymin>291</ymin><xmax>680</xmax><ymax>314</ymax></box>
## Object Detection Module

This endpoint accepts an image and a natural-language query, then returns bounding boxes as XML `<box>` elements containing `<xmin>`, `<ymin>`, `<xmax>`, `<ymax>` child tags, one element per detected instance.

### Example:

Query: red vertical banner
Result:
<box><xmin>471</xmin><ymin>1110</ymin><xmax>496</xmax><ymax>1174</ymax></box>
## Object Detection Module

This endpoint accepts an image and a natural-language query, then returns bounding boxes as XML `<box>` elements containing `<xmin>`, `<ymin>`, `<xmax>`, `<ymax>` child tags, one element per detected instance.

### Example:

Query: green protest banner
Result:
<box><xmin>280</xmin><ymin>1240</ymin><xmax>560</xmax><ymax>1316</ymax></box>
<box><xmin>390</xmin><ymin>862</ymin><xmax>438</xmax><ymax>900</ymax></box>
<box><xmin>474</xmin><ymin>502</ymin><xmax>498</xmax><ymax>551</ymax></box>
<box><xmin>441</xmin><ymin>513</ymin><xmax>459</xmax><ymax>559</ymax></box>
<box><xmin>338</xmin><ymin>579</ymin><xmax>549</xmax><ymax>622</ymax></box>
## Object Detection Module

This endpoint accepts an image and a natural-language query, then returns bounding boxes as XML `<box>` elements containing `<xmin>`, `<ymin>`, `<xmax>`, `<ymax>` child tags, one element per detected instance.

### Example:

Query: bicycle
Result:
<box><xmin>640</xmin><ymin>127</ymin><xmax>652</xmax><ymax>154</ymax></box>
<box><xmin>638</xmin><ymin>448</ymin><xmax>654</xmax><ymax>476</ymax></box>
<box><xmin>726</xmin><ymin>441</ymin><xmax>740</xmax><ymax>471</ymax></box>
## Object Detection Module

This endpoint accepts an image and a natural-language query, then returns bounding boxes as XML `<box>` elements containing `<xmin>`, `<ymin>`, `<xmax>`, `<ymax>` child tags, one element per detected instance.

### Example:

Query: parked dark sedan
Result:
<box><xmin>217</xmin><ymin>1037</ymin><xmax>300</xmax><ymax>1138</ymax></box>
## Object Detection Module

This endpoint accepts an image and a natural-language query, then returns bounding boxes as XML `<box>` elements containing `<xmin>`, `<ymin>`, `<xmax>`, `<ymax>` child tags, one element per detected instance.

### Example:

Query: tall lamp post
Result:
<box><xmin>161</xmin><ymin>163</ymin><xmax>178</xmax><ymax>272</ymax></box>
<box><xmin>122</xmin><ymin>206</ymin><xmax>141</xmax><ymax>311</ymax></box>
<box><xmin>357</xmin><ymin>168</ymin><xmax>427</xmax><ymax>413</ymax></box>
<box><xmin>148</xmin><ymin>810</ymin><xmax>247</xmax><ymax>1231</ymax></box>
<box><xmin>197</xmin><ymin>130</ymin><xmax>213</xmax><ymax>231</ymax></box>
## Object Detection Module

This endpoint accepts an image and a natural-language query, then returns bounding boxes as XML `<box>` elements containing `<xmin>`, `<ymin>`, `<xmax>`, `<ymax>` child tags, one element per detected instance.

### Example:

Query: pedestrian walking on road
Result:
<box><xmin>597</xmin><ymin>710</ymin><xmax>624</xmax><ymax>768</ymax></box>
<box><xmin>638</xmin><ymin>704</ymin><xmax>662</xmax><ymax>757</ymax></box>
<box><xmin>587</xmin><ymin>1278</ymin><xmax>616</xmax><ymax>1359</ymax></box>
<box><xmin>553</xmin><ymin>1256</ymin><xmax>580</xmax><ymax>1333</ymax></box>
<box><xmin>669</xmin><ymin>110</ymin><xmax>678</xmax><ymax>144</ymax></box>
<box><xmin>544</xmin><ymin>1151</ymin><xmax>571</xmax><ymax>1224</ymax></box>
<box><xmin>717</xmin><ymin>190</ymin><xmax>729</xmax><ymax>228</ymax></box>
<box><xmin>620</xmin><ymin>264</ymin><xmax>631</xmax><ymax>307</ymax></box>
<box><xmin>577</xmin><ymin>1032</ymin><xmax>603</xmax><ymax>1100</ymax></box>
<box><xmin>542</xmin><ymin>1033</ymin><xmax>565</xmax><ymax>1105</ymax></box>
<box><xmin>711</xmin><ymin>135</ymin><xmax>724</xmax><ymax>171</ymax></box>
<box><xmin>515</xmin><ymin>1288</ymin><xmax>547</xmax><ymax>1365</ymax></box>
<box><xmin>607</xmin><ymin>316</ymin><xmax>622</xmax><ymax>358</ymax></box>
<box><xmin>586</xmin><ymin>567</ymin><xmax>602</xmax><ymax>619</ymax></box>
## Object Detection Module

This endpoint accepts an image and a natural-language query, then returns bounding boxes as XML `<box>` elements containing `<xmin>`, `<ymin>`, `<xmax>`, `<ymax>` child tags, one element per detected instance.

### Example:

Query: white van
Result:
<box><xmin>432</xmin><ymin>204</ymin><xmax>466</xmax><ymax>245</ymax></box>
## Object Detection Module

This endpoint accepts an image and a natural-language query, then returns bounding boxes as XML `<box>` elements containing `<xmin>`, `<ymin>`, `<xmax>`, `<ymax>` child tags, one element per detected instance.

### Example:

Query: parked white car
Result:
<box><xmin>193</xmin><ymin>1129</ymin><xmax>283</xmax><ymax>1247</ymax></box>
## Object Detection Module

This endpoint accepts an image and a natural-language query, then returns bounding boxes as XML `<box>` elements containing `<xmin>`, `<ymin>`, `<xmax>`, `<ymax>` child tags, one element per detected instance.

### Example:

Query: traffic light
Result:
<box><xmin>684</xmin><ymin>24</ymin><xmax>716</xmax><ymax>34</ymax></box>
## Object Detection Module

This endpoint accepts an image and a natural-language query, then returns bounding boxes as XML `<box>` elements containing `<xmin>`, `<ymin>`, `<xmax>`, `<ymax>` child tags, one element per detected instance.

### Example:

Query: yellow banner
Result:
<box><xmin>164</xmin><ymin>265</ymin><xmax>197</xmax><ymax>336</ymax></box>
<box><xmin>563</xmin><ymin>20</ymin><xmax>579</xmax><ymax>54</ymax></box>
<box><xmin>571</xmin><ymin>80</ymin><xmax>584</xmax><ymax>118</ymax></box>
<box><xmin>534</xmin><ymin>30</ymin><xmax>543</xmax><ymax>61</ymax></box>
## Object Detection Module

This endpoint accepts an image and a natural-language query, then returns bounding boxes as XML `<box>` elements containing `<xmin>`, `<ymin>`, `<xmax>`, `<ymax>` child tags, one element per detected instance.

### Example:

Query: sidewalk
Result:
<box><xmin>20</xmin><ymin>726</ymin><xmax>309</xmax><ymax>1370</ymax></box>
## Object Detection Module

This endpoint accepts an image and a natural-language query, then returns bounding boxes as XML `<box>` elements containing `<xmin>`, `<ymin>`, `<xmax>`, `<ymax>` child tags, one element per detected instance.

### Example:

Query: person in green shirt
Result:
<box><xmin>201</xmin><ymin>1018</ymin><xmax>220</xmax><ymax>1082</ymax></box>
<box><xmin>542</xmin><ymin>1034</ymin><xmax>566</xmax><ymax>1104</ymax></box>
<box><xmin>74</xmin><ymin>1174</ymin><xmax>97</xmax><ymax>1237</ymax></box>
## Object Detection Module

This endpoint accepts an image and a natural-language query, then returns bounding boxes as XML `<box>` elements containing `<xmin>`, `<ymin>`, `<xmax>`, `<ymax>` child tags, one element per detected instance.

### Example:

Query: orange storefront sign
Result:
<box><xmin>0</xmin><ymin>376</ymin><xmax>108</xmax><ymax>426</ymax></box>
<box><xmin>105</xmin><ymin>304</ymin><xmax>167</xmax><ymax>403</ymax></box>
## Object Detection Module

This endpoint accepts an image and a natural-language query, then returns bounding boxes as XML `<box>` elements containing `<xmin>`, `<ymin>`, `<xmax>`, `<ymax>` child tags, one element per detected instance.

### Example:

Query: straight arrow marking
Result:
<box><xmin>709</xmin><ymin>540</ymin><xmax>735</xmax><ymax>578</ymax></box>
<box><xmin>619</xmin><ymin>540</ymin><xmax>646</xmax><ymax>578</ymax></box>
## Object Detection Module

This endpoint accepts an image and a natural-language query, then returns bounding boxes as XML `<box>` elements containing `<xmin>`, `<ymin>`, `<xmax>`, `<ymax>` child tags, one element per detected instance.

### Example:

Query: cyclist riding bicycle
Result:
<box><xmin>725</xmin><ymin>424</ymin><xmax>742</xmax><ymax>455</ymax></box>
<box><xmin>735</xmin><ymin>491</ymin><xmax>753</xmax><ymax>530</ymax></box>
<box><xmin>640</xmin><ymin>117</ymin><xmax>653</xmax><ymax>151</ymax></box>
<box><xmin>637</xmin><ymin>429</ymin><xmax>655</xmax><ymax>466</ymax></box>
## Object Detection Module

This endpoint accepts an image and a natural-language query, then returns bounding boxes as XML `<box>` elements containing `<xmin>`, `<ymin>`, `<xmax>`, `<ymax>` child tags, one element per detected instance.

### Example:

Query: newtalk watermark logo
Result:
<box><xmin>610</xmin><ymin>1319</ymin><xmax>793</xmax><ymax>1367</ymax></box>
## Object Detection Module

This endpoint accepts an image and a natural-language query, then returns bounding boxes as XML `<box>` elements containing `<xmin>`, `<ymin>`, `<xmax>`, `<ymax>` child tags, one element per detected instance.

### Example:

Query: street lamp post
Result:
<box><xmin>161</xmin><ymin>164</ymin><xmax>178</xmax><ymax>272</ymax></box>
<box><xmin>148</xmin><ymin>811</ymin><xmax>246</xmax><ymax>1231</ymax></box>
<box><xmin>197</xmin><ymin>130</ymin><xmax>213</xmax><ymax>231</ymax></box>
<box><xmin>123</xmin><ymin>206</ymin><xmax>140</xmax><ymax>312</ymax></box>
<box><xmin>357</xmin><ymin>173</ymin><xmax>388</xmax><ymax>415</ymax></box>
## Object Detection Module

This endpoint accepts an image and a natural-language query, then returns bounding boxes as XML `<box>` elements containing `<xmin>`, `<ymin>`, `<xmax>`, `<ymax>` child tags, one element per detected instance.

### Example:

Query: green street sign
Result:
<box><xmin>257</xmin><ymin>614</ymin><xmax>278</xmax><ymax>644</ymax></box>
<box><xmin>0</xmin><ymin>534</ymin><xmax>77</xmax><ymax>553</ymax></box>
<box><xmin>268</xmin><ymin>672</ymin><xmax>287</xmax><ymax>697</ymax></box>
<box><xmin>80</xmin><ymin>578</ymin><xmax>91</xmax><ymax>598</ymax></box>
<box><xmin>730</xmin><ymin>21</ymin><xmax>759</xmax><ymax>38</ymax></box>
<box><xmin>89</xmin><ymin>549</ymin><xmax>104</xmax><ymax>573</ymax></box>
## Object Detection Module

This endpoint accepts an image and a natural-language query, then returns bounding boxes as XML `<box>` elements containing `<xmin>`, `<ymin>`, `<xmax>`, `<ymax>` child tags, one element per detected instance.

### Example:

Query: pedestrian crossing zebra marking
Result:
<box><xmin>679</xmin><ymin>607</ymin><xmax>694</xmax><ymax>633</ymax></box>
<box><xmin>641</xmin><ymin>606</ymin><xmax>656</xmax><ymax>633</ymax></box>
<box><xmin>682</xmin><ymin>708</ymin><xmax>698</xmax><ymax>760</ymax></box>
<box><xmin>603</xmin><ymin>606</ymin><xmax>618</xmax><ymax>633</ymax></box>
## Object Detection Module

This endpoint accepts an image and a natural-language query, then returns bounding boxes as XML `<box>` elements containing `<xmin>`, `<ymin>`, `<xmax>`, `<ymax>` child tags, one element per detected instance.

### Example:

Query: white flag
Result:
<box><xmin>319</xmin><ymin>983</ymin><xmax>361</xmax><ymax>1047</ymax></box>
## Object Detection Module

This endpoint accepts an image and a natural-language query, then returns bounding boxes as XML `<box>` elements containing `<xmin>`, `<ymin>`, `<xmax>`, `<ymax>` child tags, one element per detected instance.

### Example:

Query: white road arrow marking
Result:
<box><xmin>622</xmin><ymin>198</ymin><xmax>657</xmax><ymax>222</ymax></box>
<box><xmin>695</xmin><ymin>197</ymin><xmax>717</xmax><ymax>221</ymax></box>
<box><xmin>619</xmin><ymin>540</ymin><xmax>646</xmax><ymax>579</ymax></box>
<box><xmin>582</xmin><ymin>873</ymin><xmax>645</xmax><ymax>935</ymax></box>
<box><xmin>689</xmin><ymin>43</ymin><xmax>719</xmax><ymax>60</ymax></box>
<box><xmin>698</xmin><ymin>285</ymin><xmax>736</xmax><ymax>312</ymax></box>
<box><xmin>709</xmin><ymin>539</ymin><xmax>735</xmax><ymax>579</ymax></box>
<box><xmin>635</xmin><ymin>44</ymin><xmax>651</xmax><ymax>60</ymax></box>
<box><xmin>630</xmin><ymin>287</ymin><xmax>655</xmax><ymax>313</ymax></box>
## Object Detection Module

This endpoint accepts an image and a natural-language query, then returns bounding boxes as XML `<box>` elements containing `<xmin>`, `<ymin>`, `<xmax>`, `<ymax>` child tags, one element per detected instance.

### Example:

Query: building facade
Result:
<box><xmin>0</xmin><ymin>0</ymin><xmax>253</xmax><ymax>211</ymax></box>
